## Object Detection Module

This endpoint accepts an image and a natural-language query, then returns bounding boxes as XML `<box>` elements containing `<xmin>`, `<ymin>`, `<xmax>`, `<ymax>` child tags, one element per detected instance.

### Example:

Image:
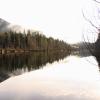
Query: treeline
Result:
<box><xmin>0</xmin><ymin>31</ymin><xmax>71</xmax><ymax>52</ymax></box>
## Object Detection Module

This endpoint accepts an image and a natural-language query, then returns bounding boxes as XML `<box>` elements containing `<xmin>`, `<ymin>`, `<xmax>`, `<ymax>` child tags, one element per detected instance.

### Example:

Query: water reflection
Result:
<box><xmin>0</xmin><ymin>51</ymin><xmax>69</xmax><ymax>82</ymax></box>
<box><xmin>71</xmin><ymin>49</ymin><xmax>92</xmax><ymax>58</ymax></box>
<box><xmin>0</xmin><ymin>56</ymin><xmax>99</xmax><ymax>100</ymax></box>
<box><xmin>1</xmin><ymin>49</ymin><xmax>100</xmax><ymax>100</ymax></box>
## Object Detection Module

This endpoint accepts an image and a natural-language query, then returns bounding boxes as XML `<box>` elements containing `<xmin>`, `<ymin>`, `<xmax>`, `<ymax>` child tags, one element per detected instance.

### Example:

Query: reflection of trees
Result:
<box><xmin>0</xmin><ymin>51</ymin><xmax>69</xmax><ymax>76</ymax></box>
<box><xmin>0</xmin><ymin>72</ymin><xmax>9</xmax><ymax>83</ymax></box>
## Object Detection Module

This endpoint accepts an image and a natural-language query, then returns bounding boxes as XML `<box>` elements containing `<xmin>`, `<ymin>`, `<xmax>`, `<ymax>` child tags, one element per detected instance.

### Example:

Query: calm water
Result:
<box><xmin>0</xmin><ymin>52</ymin><xmax>100</xmax><ymax>100</ymax></box>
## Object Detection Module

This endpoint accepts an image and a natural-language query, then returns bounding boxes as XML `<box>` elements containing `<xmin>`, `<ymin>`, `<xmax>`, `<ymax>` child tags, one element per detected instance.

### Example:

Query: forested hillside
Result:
<box><xmin>0</xmin><ymin>30</ymin><xmax>71</xmax><ymax>53</ymax></box>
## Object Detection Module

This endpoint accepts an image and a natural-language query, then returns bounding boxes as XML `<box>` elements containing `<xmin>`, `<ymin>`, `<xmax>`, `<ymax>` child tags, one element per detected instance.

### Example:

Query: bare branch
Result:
<box><xmin>82</xmin><ymin>10</ymin><xmax>99</xmax><ymax>30</ymax></box>
<box><xmin>82</xmin><ymin>33</ymin><xmax>94</xmax><ymax>55</ymax></box>
<box><xmin>93</xmin><ymin>0</ymin><xmax>100</xmax><ymax>3</ymax></box>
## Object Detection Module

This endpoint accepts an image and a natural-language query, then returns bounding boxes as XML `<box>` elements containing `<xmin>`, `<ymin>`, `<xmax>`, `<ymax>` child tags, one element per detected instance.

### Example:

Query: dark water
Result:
<box><xmin>0</xmin><ymin>51</ymin><xmax>100</xmax><ymax>100</ymax></box>
<box><xmin>0</xmin><ymin>51</ymin><xmax>69</xmax><ymax>82</ymax></box>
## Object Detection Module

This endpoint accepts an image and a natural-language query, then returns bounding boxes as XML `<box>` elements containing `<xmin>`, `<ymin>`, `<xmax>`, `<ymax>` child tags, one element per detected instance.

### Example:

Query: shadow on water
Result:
<box><xmin>0</xmin><ymin>51</ymin><xmax>70</xmax><ymax>82</ymax></box>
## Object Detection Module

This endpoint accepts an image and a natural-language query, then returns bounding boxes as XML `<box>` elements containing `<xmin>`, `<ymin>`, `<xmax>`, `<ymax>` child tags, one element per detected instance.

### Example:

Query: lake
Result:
<box><xmin>0</xmin><ymin>51</ymin><xmax>100</xmax><ymax>100</ymax></box>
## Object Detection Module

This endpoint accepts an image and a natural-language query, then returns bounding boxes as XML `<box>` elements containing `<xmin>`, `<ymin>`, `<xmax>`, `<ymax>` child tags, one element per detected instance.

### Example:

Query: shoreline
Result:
<box><xmin>0</xmin><ymin>48</ymin><xmax>71</xmax><ymax>54</ymax></box>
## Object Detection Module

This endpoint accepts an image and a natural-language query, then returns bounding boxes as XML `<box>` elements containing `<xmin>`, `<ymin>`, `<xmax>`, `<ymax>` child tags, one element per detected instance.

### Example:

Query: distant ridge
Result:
<box><xmin>0</xmin><ymin>18</ymin><xmax>28</xmax><ymax>33</ymax></box>
<box><xmin>0</xmin><ymin>18</ymin><xmax>10</xmax><ymax>32</ymax></box>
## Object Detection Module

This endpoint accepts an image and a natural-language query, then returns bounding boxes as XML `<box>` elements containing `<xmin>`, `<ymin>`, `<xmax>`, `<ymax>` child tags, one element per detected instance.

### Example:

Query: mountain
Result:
<box><xmin>0</xmin><ymin>18</ymin><xmax>26</xmax><ymax>33</ymax></box>
<box><xmin>0</xmin><ymin>18</ymin><xmax>10</xmax><ymax>32</ymax></box>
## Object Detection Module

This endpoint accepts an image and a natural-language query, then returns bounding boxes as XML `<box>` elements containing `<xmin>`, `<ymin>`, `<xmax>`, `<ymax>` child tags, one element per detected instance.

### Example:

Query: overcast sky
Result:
<box><xmin>0</xmin><ymin>0</ymin><xmax>96</xmax><ymax>43</ymax></box>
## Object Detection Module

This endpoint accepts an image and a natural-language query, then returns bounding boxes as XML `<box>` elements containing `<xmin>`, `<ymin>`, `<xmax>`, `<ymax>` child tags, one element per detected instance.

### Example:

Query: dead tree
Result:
<box><xmin>82</xmin><ymin>0</ymin><xmax>100</xmax><ymax>66</ymax></box>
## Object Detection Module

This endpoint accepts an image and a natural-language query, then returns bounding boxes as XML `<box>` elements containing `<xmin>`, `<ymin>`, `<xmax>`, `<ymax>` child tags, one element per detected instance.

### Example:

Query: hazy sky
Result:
<box><xmin>0</xmin><ymin>0</ymin><xmax>95</xmax><ymax>43</ymax></box>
